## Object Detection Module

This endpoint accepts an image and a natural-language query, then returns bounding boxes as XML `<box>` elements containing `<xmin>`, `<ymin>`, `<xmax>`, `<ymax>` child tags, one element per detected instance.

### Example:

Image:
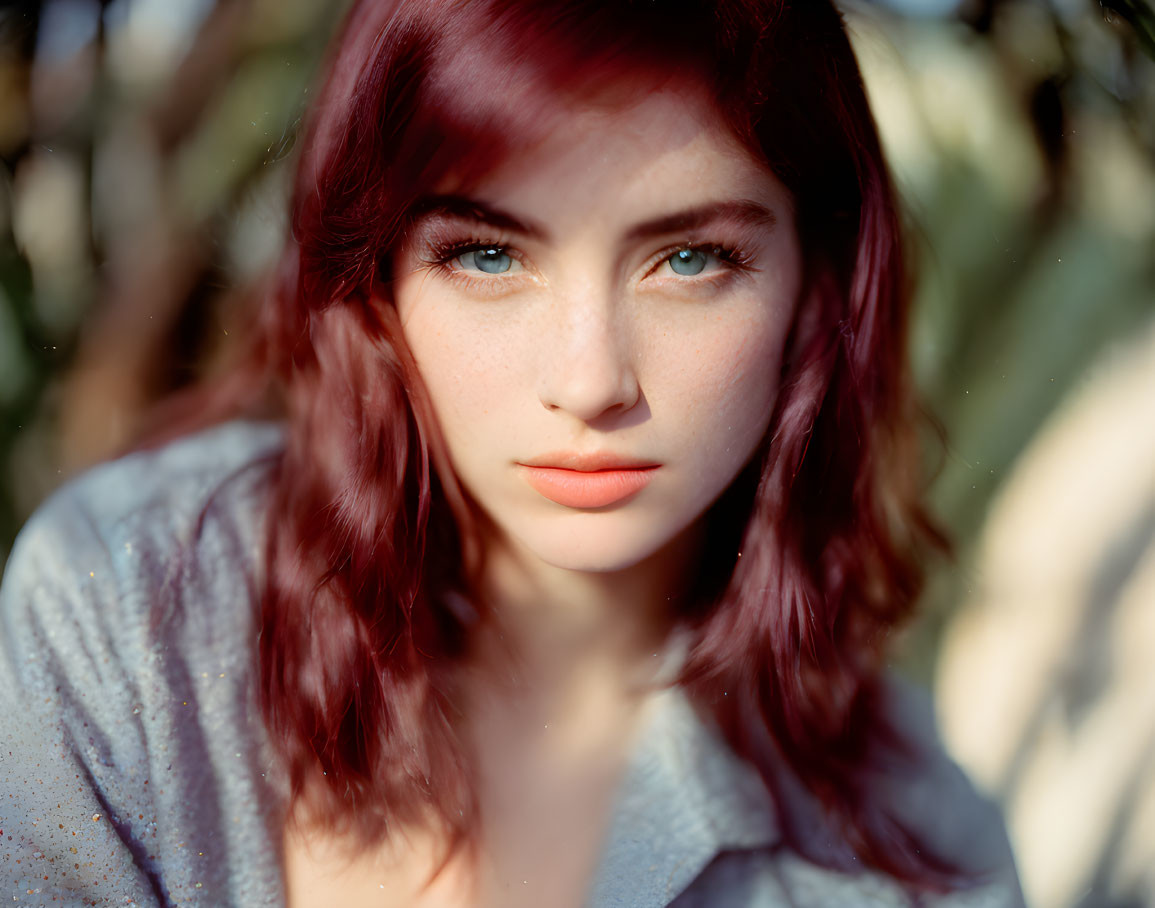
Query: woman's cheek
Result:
<box><xmin>671</xmin><ymin>310</ymin><xmax>785</xmax><ymax>432</ymax></box>
<box><xmin>406</xmin><ymin>309</ymin><xmax>514</xmax><ymax>431</ymax></box>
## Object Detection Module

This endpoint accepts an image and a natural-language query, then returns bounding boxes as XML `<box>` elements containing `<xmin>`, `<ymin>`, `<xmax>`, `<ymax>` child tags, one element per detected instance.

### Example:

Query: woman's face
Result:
<box><xmin>393</xmin><ymin>87</ymin><xmax>801</xmax><ymax>576</ymax></box>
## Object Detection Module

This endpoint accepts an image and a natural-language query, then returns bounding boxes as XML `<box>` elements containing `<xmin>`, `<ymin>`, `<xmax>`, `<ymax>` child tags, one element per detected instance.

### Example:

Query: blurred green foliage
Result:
<box><xmin>0</xmin><ymin>0</ymin><xmax>341</xmax><ymax>557</ymax></box>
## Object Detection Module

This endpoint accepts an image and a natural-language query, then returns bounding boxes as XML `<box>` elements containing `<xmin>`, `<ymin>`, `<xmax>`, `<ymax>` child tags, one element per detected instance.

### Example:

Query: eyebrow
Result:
<box><xmin>409</xmin><ymin>195</ymin><xmax>550</xmax><ymax>241</ymax></box>
<box><xmin>622</xmin><ymin>200</ymin><xmax>777</xmax><ymax>242</ymax></box>
<box><xmin>408</xmin><ymin>195</ymin><xmax>777</xmax><ymax>244</ymax></box>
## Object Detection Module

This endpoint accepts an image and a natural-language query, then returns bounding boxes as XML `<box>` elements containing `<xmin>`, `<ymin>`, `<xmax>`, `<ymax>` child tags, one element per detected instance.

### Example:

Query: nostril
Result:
<box><xmin>537</xmin><ymin>361</ymin><xmax>640</xmax><ymax>422</ymax></box>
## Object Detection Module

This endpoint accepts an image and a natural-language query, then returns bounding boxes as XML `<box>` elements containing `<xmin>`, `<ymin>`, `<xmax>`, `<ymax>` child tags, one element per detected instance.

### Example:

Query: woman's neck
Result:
<box><xmin>466</xmin><ymin>521</ymin><xmax>701</xmax><ymax>702</ymax></box>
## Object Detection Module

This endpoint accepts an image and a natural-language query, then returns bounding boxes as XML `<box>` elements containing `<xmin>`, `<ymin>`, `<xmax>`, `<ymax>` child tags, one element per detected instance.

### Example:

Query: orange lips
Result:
<box><xmin>520</xmin><ymin>465</ymin><xmax>658</xmax><ymax>509</ymax></box>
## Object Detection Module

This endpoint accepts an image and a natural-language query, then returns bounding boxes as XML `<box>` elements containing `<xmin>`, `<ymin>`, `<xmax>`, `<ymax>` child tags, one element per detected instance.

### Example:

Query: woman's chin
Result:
<box><xmin>493</xmin><ymin>510</ymin><xmax>702</xmax><ymax>579</ymax></box>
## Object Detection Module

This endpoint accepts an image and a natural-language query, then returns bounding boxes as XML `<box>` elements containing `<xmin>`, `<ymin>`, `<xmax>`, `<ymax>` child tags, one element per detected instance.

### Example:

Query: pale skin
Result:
<box><xmin>282</xmin><ymin>86</ymin><xmax>803</xmax><ymax>908</ymax></box>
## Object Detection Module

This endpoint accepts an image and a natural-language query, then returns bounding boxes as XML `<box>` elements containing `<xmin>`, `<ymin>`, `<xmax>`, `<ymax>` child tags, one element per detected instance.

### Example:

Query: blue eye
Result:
<box><xmin>669</xmin><ymin>248</ymin><xmax>709</xmax><ymax>276</ymax></box>
<box><xmin>459</xmin><ymin>247</ymin><xmax>513</xmax><ymax>274</ymax></box>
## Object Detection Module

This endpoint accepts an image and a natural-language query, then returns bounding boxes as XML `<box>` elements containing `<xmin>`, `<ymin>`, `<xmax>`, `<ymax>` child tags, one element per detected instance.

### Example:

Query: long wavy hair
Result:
<box><xmin>169</xmin><ymin>0</ymin><xmax>955</xmax><ymax>887</ymax></box>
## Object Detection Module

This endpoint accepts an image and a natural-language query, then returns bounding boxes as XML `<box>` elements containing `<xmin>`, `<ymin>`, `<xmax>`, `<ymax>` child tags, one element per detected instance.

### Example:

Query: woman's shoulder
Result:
<box><xmin>874</xmin><ymin>675</ymin><xmax>1020</xmax><ymax>882</ymax></box>
<box><xmin>609</xmin><ymin>679</ymin><xmax>1025</xmax><ymax>905</ymax></box>
<box><xmin>2</xmin><ymin>420</ymin><xmax>283</xmax><ymax>634</ymax></box>
<box><xmin>0</xmin><ymin>420</ymin><xmax>288</xmax><ymax>907</ymax></box>
<box><xmin>0</xmin><ymin>418</ymin><xmax>286</xmax><ymax>741</ymax></box>
<box><xmin>12</xmin><ymin>419</ymin><xmax>284</xmax><ymax>558</ymax></box>
<box><xmin>763</xmin><ymin>675</ymin><xmax>1024</xmax><ymax>905</ymax></box>
<box><xmin>593</xmin><ymin>680</ymin><xmax>1024</xmax><ymax>907</ymax></box>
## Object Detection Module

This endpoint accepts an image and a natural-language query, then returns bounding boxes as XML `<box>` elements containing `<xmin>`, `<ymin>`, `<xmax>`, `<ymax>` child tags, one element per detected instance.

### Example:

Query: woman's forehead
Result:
<box><xmin>426</xmin><ymin>86</ymin><xmax>778</xmax><ymax>226</ymax></box>
<box><xmin>418</xmin><ymin>27</ymin><xmax>735</xmax><ymax>168</ymax></box>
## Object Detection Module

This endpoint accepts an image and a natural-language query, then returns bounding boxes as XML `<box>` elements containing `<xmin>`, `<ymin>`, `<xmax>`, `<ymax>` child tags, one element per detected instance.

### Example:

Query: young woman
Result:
<box><xmin>0</xmin><ymin>1</ymin><xmax>1024</xmax><ymax>905</ymax></box>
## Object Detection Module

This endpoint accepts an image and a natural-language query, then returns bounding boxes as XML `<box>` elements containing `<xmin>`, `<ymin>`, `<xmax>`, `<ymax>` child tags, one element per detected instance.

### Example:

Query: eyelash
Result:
<box><xmin>422</xmin><ymin>236</ymin><xmax>520</xmax><ymax>270</ymax></box>
<box><xmin>647</xmin><ymin>242</ymin><xmax>755</xmax><ymax>278</ymax></box>
<box><xmin>420</xmin><ymin>236</ymin><xmax>756</xmax><ymax>283</ymax></box>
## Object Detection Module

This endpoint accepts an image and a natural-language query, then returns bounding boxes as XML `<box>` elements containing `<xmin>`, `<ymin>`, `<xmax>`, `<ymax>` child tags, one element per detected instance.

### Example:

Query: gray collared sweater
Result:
<box><xmin>0</xmin><ymin>422</ymin><xmax>1024</xmax><ymax>907</ymax></box>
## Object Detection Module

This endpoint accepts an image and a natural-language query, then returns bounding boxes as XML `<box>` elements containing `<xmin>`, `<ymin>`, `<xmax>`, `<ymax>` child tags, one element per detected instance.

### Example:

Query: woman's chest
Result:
<box><xmin>282</xmin><ymin>762</ymin><xmax>626</xmax><ymax>908</ymax></box>
<box><xmin>283</xmin><ymin>708</ymin><xmax>638</xmax><ymax>908</ymax></box>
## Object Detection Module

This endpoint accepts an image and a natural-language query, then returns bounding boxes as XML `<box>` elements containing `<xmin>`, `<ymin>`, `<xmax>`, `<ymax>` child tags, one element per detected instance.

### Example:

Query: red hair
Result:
<box><xmin>171</xmin><ymin>0</ymin><xmax>955</xmax><ymax>887</ymax></box>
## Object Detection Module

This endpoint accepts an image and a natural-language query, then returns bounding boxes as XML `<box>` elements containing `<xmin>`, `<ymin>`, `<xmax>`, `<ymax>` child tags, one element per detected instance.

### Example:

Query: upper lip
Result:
<box><xmin>518</xmin><ymin>451</ymin><xmax>660</xmax><ymax>472</ymax></box>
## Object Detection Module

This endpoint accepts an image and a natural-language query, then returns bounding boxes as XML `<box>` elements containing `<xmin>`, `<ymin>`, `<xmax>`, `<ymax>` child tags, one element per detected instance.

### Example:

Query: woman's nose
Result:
<box><xmin>536</xmin><ymin>297</ymin><xmax>641</xmax><ymax>423</ymax></box>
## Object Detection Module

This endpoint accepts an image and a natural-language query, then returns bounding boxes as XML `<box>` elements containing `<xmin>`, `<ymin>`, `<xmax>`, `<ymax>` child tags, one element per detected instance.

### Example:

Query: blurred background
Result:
<box><xmin>0</xmin><ymin>0</ymin><xmax>1152</xmax><ymax>904</ymax></box>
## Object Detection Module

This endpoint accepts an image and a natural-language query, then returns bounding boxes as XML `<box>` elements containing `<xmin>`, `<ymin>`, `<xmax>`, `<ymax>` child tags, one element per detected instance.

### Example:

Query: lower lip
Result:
<box><xmin>520</xmin><ymin>466</ymin><xmax>658</xmax><ymax>509</ymax></box>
